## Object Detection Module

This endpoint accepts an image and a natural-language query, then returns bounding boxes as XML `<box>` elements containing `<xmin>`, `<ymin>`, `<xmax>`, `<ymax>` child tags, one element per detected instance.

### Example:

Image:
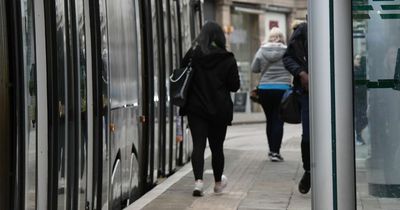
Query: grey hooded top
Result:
<box><xmin>251</xmin><ymin>42</ymin><xmax>292</xmax><ymax>86</ymax></box>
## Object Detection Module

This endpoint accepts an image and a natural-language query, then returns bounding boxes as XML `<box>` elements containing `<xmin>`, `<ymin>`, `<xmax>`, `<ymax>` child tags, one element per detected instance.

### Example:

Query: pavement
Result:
<box><xmin>127</xmin><ymin>112</ymin><xmax>400</xmax><ymax>210</ymax></box>
<box><xmin>231</xmin><ymin>112</ymin><xmax>266</xmax><ymax>125</ymax></box>
<box><xmin>128</xmin><ymin>113</ymin><xmax>311</xmax><ymax>210</ymax></box>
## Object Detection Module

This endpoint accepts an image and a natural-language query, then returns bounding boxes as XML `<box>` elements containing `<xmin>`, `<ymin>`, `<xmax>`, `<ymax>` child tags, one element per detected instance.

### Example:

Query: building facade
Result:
<box><xmin>204</xmin><ymin>0</ymin><xmax>307</xmax><ymax>112</ymax></box>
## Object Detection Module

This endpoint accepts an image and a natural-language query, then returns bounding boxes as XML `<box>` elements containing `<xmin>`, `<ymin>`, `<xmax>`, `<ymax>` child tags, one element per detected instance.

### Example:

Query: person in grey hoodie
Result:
<box><xmin>251</xmin><ymin>27</ymin><xmax>292</xmax><ymax>162</ymax></box>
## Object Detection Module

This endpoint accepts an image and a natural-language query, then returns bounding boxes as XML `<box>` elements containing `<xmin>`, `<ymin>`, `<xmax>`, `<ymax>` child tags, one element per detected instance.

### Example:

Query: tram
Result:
<box><xmin>0</xmin><ymin>0</ymin><xmax>202</xmax><ymax>209</ymax></box>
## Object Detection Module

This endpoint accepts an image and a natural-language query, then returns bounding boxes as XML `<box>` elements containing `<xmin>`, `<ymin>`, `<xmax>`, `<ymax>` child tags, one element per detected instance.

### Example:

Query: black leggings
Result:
<box><xmin>188</xmin><ymin>114</ymin><xmax>227</xmax><ymax>182</ymax></box>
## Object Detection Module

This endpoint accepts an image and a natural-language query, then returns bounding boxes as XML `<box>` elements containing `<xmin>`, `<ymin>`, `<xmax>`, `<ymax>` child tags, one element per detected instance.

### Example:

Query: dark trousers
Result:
<box><xmin>299</xmin><ymin>94</ymin><xmax>310</xmax><ymax>171</ymax></box>
<box><xmin>354</xmin><ymin>86</ymin><xmax>368</xmax><ymax>135</ymax></box>
<box><xmin>258</xmin><ymin>89</ymin><xmax>285</xmax><ymax>154</ymax></box>
<box><xmin>188</xmin><ymin>114</ymin><xmax>228</xmax><ymax>182</ymax></box>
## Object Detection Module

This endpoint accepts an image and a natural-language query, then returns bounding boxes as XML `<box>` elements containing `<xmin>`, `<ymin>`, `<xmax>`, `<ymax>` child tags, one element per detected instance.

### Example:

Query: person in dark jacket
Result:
<box><xmin>353</xmin><ymin>54</ymin><xmax>367</xmax><ymax>145</ymax></box>
<box><xmin>282</xmin><ymin>22</ymin><xmax>311</xmax><ymax>194</ymax></box>
<box><xmin>180</xmin><ymin>21</ymin><xmax>240</xmax><ymax>196</ymax></box>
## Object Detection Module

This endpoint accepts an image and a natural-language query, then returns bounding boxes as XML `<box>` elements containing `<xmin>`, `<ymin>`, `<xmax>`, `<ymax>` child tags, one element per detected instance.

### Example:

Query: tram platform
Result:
<box><xmin>128</xmin><ymin>121</ymin><xmax>311</xmax><ymax>210</ymax></box>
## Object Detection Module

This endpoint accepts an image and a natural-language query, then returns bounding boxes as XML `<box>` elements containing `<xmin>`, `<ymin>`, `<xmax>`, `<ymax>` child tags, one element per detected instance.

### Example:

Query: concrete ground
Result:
<box><xmin>127</xmin><ymin>113</ymin><xmax>400</xmax><ymax>210</ymax></box>
<box><xmin>128</xmin><ymin>122</ymin><xmax>311</xmax><ymax>210</ymax></box>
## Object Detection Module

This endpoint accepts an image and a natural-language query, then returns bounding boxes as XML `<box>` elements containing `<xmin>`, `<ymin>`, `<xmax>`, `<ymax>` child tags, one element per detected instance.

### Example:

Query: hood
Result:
<box><xmin>194</xmin><ymin>47</ymin><xmax>234</xmax><ymax>70</ymax></box>
<box><xmin>291</xmin><ymin>22</ymin><xmax>307</xmax><ymax>41</ymax></box>
<box><xmin>258</xmin><ymin>42</ymin><xmax>287</xmax><ymax>62</ymax></box>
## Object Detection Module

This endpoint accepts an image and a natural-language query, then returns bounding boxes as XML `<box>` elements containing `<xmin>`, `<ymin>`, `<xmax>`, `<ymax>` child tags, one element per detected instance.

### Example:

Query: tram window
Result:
<box><xmin>21</xmin><ymin>0</ymin><xmax>38</xmax><ymax>209</ymax></box>
<box><xmin>74</xmin><ymin>0</ymin><xmax>88</xmax><ymax>209</ymax></box>
<box><xmin>108</xmin><ymin>0</ymin><xmax>139</xmax><ymax>108</ymax></box>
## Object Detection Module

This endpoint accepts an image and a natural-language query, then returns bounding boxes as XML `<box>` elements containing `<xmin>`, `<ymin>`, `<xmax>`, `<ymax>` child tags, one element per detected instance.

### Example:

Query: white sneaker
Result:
<box><xmin>270</xmin><ymin>153</ymin><xmax>284</xmax><ymax>162</ymax></box>
<box><xmin>214</xmin><ymin>175</ymin><xmax>228</xmax><ymax>194</ymax></box>
<box><xmin>193</xmin><ymin>180</ymin><xmax>204</xmax><ymax>197</ymax></box>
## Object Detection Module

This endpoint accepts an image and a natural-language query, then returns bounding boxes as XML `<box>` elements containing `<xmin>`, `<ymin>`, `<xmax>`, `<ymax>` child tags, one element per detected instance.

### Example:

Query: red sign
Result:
<box><xmin>269</xmin><ymin>21</ymin><xmax>279</xmax><ymax>29</ymax></box>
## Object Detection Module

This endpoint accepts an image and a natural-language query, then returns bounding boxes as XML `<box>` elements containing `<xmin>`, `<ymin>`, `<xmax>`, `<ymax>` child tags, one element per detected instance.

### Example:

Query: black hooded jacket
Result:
<box><xmin>179</xmin><ymin>46</ymin><xmax>240</xmax><ymax>125</ymax></box>
<box><xmin>283</xmin><ymin>23</ymin><xmax>308</xmax><ymax>90</ymax></box>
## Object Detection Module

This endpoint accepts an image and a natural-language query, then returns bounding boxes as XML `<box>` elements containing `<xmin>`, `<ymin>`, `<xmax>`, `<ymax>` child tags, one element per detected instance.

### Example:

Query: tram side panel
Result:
<box><xmin>94</xmin><ymin>0</ymin><xmax>112</xmax><ymax>209</ymax></box>
<box><xmin>176</xmin><ymin>0</ymin><xmax>195</xmax><ymax>165</ymax></box>
<box><xmin>1</xmin><ymin>0</ymin><xmax>201</xmax><ymax>208</ymax></box>
<box><xmin>128</xmin><ymin>0</ymin><xmax>142</xmax><ymax>203</ymax></box>
<box><xmin>106</xmin><ymin>0</ymin><xmax>142</xmax><ymax>208</ymax></box>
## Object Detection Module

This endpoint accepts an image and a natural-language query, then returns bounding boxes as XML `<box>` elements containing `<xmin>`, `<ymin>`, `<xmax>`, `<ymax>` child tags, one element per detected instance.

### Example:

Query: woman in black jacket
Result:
<box><xmin>180</xmin><ymin>21</ymin><xmax>240</xmax><ymax>196</ymax></box>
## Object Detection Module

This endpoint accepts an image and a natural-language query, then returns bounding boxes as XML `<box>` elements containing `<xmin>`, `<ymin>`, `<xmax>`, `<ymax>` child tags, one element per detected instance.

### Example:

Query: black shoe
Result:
<box><xmin>268</xmin><ymin>152</ymin><xmax>273</xmax><ymax>158</ymax></box>
<box><xmin>299</xmin><ymin>171</ymin><xmax>311</xmax><ymax>194</ymax></box>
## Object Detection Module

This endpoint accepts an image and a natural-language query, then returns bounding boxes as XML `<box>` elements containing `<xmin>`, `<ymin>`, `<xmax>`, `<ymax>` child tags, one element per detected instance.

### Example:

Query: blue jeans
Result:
<box><xmin>299</xmin><ymin>94</ymin><xmax>310</xmax><ymax>171</ymax></box>
<box><xmin>258</xmin><ymin>89</ymin><xmax>286</xmax><ymax>154</ymax></box>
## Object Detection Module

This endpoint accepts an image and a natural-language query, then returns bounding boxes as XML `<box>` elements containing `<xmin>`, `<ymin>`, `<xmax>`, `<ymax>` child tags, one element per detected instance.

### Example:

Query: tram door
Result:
<box><xmin>104</xmin><ymin>0</ymin><xmax>142</xmax><ymax>207</ymax></box>
<box><xmin>0</xmin><ymin>0</ymin><xmax>11</xmax><ymax>209</ymax></box>
<box><xmin>158</xmin><ymin>0</ymin><xmax>170</xmax><ymax>177</ymax></box>
<box><xmin>45</xmin><ymin>0</ymin><xmax>90</xmax><ymax>209</ymax></box>
<box><xmin>3</xmin><ymin>0</ymin><xmax>40</xmax><ymax>209</ymax></box>
<box><xmin>352</xmin><ymin>0</ymin><xmax>400</xmax><ymax>207</ymax></box>
<box><xmin>163</xmin><ymin>0</ymin><xmax>179</xmax><ymax>176</ymax></box>
<box><xmin>179</xmin><ymin>0</ymin><xmax>194</xmax><ymax>165</ymax></box>
<box><xmin>150</xmin><ymin>0</ymin><xmax>161</xmax><ymax>183</ymax></box>
<box><xmin>20</xmin><ymin>0</ymin><xmax>39</xmax><ymax>209</ymax></box>
<box><xmin>169</xmin><ymin>0</ymin><xmax>180</xmax><ymax>173</ymax></box>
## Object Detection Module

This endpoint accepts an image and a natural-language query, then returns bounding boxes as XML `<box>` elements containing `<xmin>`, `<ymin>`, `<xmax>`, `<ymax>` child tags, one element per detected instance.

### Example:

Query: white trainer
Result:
<box><xmin>193</xmin><ymin>180</ymin><xmax>204</xmax><ymax>197</ymax></box>
<box><xmin>214</xmin><ymin>175</ymin><xmax>228</xmax><ymax>194</ymax></box>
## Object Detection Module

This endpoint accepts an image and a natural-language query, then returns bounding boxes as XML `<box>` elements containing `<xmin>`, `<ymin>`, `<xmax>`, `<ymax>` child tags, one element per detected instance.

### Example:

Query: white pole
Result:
<box><xmin>309</xmin><ymin>0</ymin><xmax>355</xmax><ymax>209</ymax></box>
<box><xmin>332</xmin><ymin>0</ymin><xmax>355</xmax><ymax>209</ymax></box>
<box><xmin>309</xmin><ymin>0</ymin><xmax>334</xmax><ymax>209</ymax></box>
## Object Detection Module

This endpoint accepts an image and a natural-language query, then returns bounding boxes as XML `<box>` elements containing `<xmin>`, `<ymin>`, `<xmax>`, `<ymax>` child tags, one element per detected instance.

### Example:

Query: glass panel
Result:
<box><xmin>230</xmin><ymin>12</ymin><xmax>259</xmax><ymax>93</ymax></box>
<box><xmin>107</xmin><ymin>0</ymin><xmax>139</xmax><ymax>109</ymax></box>
<box><xmin>21</xmin><ymin>0</ymin><xmax>37</xmax><ymax>209</ymax></box>
<box><xmin>352</xmin><ymin>0</ymin><xmax>400</xmax><ymax>209</ymax></box>
<box><xmin>181</xmin><ymin>0</ymin><xmax>191</xmax><ymax>52</ymax></box>
<box><xmin>177</xmin><ymin>0</ymin><xmax>191</xmax><ymax>164</ymax></box>
<box><xmin>123</xmin><ymin>1</ymin><xmax>139</xmax><ymax>106</ymax></box>
<box><xmin>98</xmin><ymin>0</ymin><xmax>110</xmax><ymax>208</ymax></box>
<box><xmin>108</xmin><ymin>2</ymin><xmax>123</xmax><ymax>107</ymax></box>
<box><xmin>171</xmin><ymin>1</ymin><xmax>179</xmax><ymax>69</ymax></box>
<box><xmin>163</xmin><ymin>0</ymin><xmax>170</xmax><ymax>175</ymax></box>
<box><xmin>171</xmin><ymin>0</ymin><xmax>178</xmax><ymax>171</ymax></box>
<box><xmin>74</xmin><ymin>0</ymin><xmax>87</xmax><ymax>209</ymax></box>
<box><xmin>55</xmin><ymin>0</ymin><xmax>68</xmax><ymax>208</ymax></box>
<box><xmin>230</xmin><ymin>11</ymin><xmax>260</xmax><ymax>113</ymax></box>
<box><xmin>151</xmin><ymin>0</ymin><xmax>160</xmax><ymax>180</ymax></box>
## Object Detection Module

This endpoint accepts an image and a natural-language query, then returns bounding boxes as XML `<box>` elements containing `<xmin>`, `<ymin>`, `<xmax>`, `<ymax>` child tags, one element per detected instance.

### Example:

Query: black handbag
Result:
<box><xmin>170</xmin><ymin>59</ymin><xmax>194</xmax><ymax>107</ymax></box>
<box><xmin>279</xmin><ymin>89</ymin><xmax>301</xmax><ymax>124</ymax></box>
